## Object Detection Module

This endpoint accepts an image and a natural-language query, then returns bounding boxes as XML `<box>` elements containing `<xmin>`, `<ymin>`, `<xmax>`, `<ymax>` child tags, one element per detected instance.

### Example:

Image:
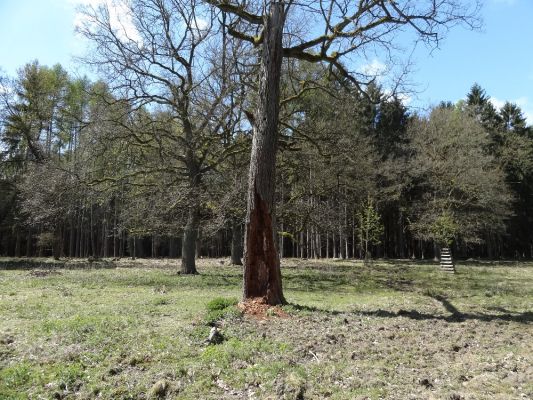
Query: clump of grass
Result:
<box><xmin>205</xmin><ymin>297</ymin><xmax>240</xmax><ymax>326</ymax></box>
<box><xmin>206</xmin><ymin>297</ymin><xmax>238</xmax><ymax>311</ymax></box>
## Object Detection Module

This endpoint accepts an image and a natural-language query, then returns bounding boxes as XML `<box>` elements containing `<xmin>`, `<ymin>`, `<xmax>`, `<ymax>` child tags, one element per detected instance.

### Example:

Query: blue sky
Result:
<box><xmin>1</xmin><ymin>0</ymin><xmax>532</xmax><ymax>123</ymax></box>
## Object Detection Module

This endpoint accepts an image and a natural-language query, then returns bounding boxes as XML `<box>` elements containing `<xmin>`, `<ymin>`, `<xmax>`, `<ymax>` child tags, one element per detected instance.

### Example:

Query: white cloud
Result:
<box><xmin>194</xmin><ymin>17</ymin><xmax>209</xmax><ymax>31</ymax></box>
<box><xmin>68</xmin><ymin>0</ymin><xmax>142</xmax><ymax>44</ymax></box>
<box><xmin>489</xmin><ymin>96</ymin><xmax>506</xmax><ymax>110</ymax></box>
<box><xmin>382</xmin><ymin>88</ymin><xmax>412</xmax><ymax>105</ymax></box>
<box><xmin>397</xmin><ymin>92</ymin><xmax>413</xmax><ymax>106</ymax></box>
<box><xmin>358</xmin><ymin>59</ymin><xmax>387</xmax><ymax>77</ymax></box>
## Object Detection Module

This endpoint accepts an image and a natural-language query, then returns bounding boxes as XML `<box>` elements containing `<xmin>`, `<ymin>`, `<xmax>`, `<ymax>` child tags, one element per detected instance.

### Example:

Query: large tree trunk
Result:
<box><xmin>181</xmin><ymin>205</ymin><xmax>199</xmax><ymax>274</ymax></box>
<box><xmin>242</xmin><ymin>1</ymin><xmax>286</xmax><ymax>306</ymax></box>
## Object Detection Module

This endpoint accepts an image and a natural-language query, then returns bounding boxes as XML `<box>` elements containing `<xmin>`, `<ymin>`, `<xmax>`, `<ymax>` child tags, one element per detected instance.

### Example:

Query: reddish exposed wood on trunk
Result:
<box><xmin>243</xmin><ymin>188</ymin><xmax>285</xmax><ymax>305</ymax></box>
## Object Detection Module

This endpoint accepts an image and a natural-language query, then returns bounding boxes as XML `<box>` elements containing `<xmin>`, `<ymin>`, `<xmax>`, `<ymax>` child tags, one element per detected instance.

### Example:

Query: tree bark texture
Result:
<box><xmin>181</xmin><ymin>205</ymin><xmax>199</xmax><ymax>274</ymax></box>
<box><xmin>243</xmin><ymin>1</ymin><xmax>286</xmax><ymax>305</ymax></box>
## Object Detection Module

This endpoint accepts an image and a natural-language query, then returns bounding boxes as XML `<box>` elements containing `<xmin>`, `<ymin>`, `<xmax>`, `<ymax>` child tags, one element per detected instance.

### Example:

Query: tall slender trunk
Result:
<box><xmin>14</xmin><ymin>228</ymin><xmax>21</xmax><ymax>258</ymax></box>
<box><xmin>52</xmin><ymin>226</ymin><xmax>61</xmax><ymax>260</ymax></box>
<box><xmin>69</xmin><ymin>215</ymin><xmax>75</xmax><ymax>257</ymax></box>
<box><xmin>38</xmin><ymin>226</ymin><xmax>44</xmax><ymax>257</ymax></box>
<box><xmin>299</xmin><ymin>231</ymin><xmax>304</xmax><ymax>258</ymax></box>
<box><xmin>325</xmin><ymin>231</ymin><xmax>328</xmax><ymax>258</ymax></box>
<box><xmin>26</xmin><ymin>228</ymin><xmax>32</xmax><ymax>257</ymax></box>
<box><xmin>169</xmin><ymin>237</ymin><xmax>178</xmax><ymax>258</ymax></box>
<box><xmin>230</xmin><ymin>219</ymin><xmax>243</xmax><ymax>265</ymax></box>
<box><xmin>90</xmin><ymin>205</ymin><xmax>96</xmax><ymax>257</ymax></box>
<box><xmin>279</xmin><ymin>221</ymin><xmax>284</xmax><ymax>259</ymax></box>
<box><xmin>113</xmin><ymin>203</ymin><xmax>118</xmax><ymax>258</ymax></box>
<box><xmin>352</xmin><ymin>215</ymin><xmax>356</xmax><ymax>259</ymax></box>
<box><xmin>242</xmin><ymin>1</ymin><xmax>286</xmax><ymax>305</ymax></box>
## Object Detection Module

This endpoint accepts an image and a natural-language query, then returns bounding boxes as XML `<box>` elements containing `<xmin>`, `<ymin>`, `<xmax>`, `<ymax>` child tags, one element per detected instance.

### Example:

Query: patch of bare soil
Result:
<box><xmin>237</xmin><ymin>298</ymin><xmax>290</xmax><ymax>320</ymax></box>
<box><xmin>222</xmin><ymin>307</ymin><xmax>532</xmax><ymax>399</ymax></box>
<box><xmin>27</xmin><ymin>269</ymin><xmax>62</xmax><ymax>277</ymax></box>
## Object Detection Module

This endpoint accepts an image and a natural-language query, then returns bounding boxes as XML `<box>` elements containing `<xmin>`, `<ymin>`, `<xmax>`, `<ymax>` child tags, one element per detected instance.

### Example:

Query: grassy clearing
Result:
<box><xmin>0</xmin><ymin>257</ymin><xmax>531</xmax><ymax>399</ymax></box>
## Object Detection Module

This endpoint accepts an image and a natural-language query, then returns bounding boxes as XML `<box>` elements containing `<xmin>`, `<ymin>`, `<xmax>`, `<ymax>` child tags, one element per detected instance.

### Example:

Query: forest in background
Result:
<box><xmin>1</xmin><ymin>61</ymin><xmax>531</xmax><ymax>262</ymax></box>
<box><xmin>0</xmin><ymin>1</ymin><xmax>531</xmax><ymax>265</ymax></box>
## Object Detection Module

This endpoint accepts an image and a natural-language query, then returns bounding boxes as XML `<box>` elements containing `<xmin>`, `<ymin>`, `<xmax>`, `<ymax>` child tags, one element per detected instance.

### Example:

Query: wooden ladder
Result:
<box><xmin>440</xmin><ymin>247</ymin><xmax>455</xmax><ymax>273</ymax></box>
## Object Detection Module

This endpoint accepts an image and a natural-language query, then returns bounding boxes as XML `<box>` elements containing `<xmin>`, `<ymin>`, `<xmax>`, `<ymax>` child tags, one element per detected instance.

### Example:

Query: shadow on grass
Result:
<box><xmin>359</xmin><ymin>307</ymin><xmax>533</xmax><ymax>324</ymax></box>
<box><xmin>288</xmin><ymin>293</ymin><xmax>533</xmax><ymax>325</ymax></box>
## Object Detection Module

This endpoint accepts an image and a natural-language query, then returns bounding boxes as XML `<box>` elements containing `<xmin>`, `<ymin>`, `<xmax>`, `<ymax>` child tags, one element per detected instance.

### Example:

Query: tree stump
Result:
<box><xmin>439</xmin><ymin>247</ymin><xmax>455</xmax><ymax>273</ymax></box>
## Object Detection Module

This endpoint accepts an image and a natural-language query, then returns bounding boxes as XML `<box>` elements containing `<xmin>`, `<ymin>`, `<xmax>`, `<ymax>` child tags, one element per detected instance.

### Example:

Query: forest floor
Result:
<box><xmin>0</xmin><ymin>257</ymin><xmax>531</xmax><ymax>400</ymax></box>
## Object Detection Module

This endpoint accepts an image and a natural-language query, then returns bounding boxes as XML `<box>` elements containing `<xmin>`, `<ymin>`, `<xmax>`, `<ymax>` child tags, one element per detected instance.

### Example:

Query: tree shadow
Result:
<box><xmin>287</xmin><ymin>294</ymin><xmax>533</xmax><ymax>325</ymax></box>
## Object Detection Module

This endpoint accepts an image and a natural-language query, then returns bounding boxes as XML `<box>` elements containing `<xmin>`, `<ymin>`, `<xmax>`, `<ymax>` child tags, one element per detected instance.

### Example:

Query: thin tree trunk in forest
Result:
<box><xmin>299</xmin><ymin>231</ymin><xmax>304</xmax><ymax>258</ymax></box>
<box><xmin>120</xmin><ymin>230</ymin><xmax>125</xmax><ymax>258</ymax></box>
<box><xmin>90</xmin><ymin>205</ymin><xmax>96</xmax><ymax>257</ymax></box>
<box><xmin>326</xmin><ymin>231</ymin><xmax>329</xmax><ymax>258</ymax></box>
<box><xmin>169</xmin><ymin>237</ymin><xmax>178</xmax><ymax>258</ymax></box>
<box><xmin>26</xmin><ymin>228</ymin><xmax>32</xmax><ymax>257</ymax></box>
<box><xmin>230</xmin><ymin>220</ymin><xmax>243</xmax><ymax>265</ymax></box>
<box><xmin>53</xmin><ymin>226</ymin><xmax>61</xmax><ymax>260</ymax></box>
<box><xmin>113</xmin><ymin>204</ymin><xmax>117</xmax><ymax>258</ymax></box>
<box><xmin>153</xmin><ymin>235</ymin><xmax>160</xmax><ymax>258</ymax></box>
<box><xmin>352</xmin><ymin>215</ymin><xmax>356</xmax><ymax>259</ymax></box>
<box><xmin>345</xmin><ymin>236</ymin><xmax>349</xmax><ymax>260</ymax></box>
<box><xmin>487</xmin><ymin>233</ymin><xmax>494</xmax><ymax>259</ymax></box>
<box><xmin>344</xmin><ymin>190</ymin><xmax>348</xmax><ymax>258</ymax></box>
<box><xmin>76</xmin><ymin>209</ymin><xmax>82</xmax><ymax>257</ymax></box>
<box><xmin>60</xmin><ymin>224</ymin><xmax>65</xmax><ymax>258</ymax></box>
<box><xmin>315</xmin><ymin>229</ymin><xmax>322</xmax><ymax>258</ymax></box>
<box><xmin>339</xmin><ymin>228</ymin><xmax>345</xmax><ymax>259</ymax></box>
<box><xmin>306</xmin><ymin>227</ymin><xmax>310</xmax><ymax>258</ymax></box>
<box><xmin>69</xmin><ymin>216</ymin><xmax>75</xmax><ymax>257</ymax></box>
<box><xmin>242</xmin><ymin>1</ymin><xmax>286</xmax><ymax>305</ymax></box>
<box><xmin>398</xmin><ymin>211</ymin><xmax>406</xmax><ymax>258</ymax></box>
<box><xmin>135</xmin><ymin>237</ymin><xmax>144</xmax><ymax>258</ymax></box>
<box><xmin>195</xmin><ymin>228</ymin><xmax>201</xmax><ymax>259</ymax></box>
<box><xmin>279</xmin><ymin>221</ymin><xmax>284</xmax><ymax>259</ymax></box>
<box><xmin>38</xmin><ymin>226</ymin><xmax>43</xmax><ymax>257</ymax></box>
<box><xmin>310</xmin><ymin>226</ymin><xmax>314</xmax><ymax>258</ymax></box>
<box><xmin>292</xmin><ymin>239</ymin><xmax>296</xmax><ymax>258</ymax></box>
<box><xmin>14</xmin><ymin>227</ymin><xmax>21</xmax><ymax>258</ymax></box>
<box><xmin>103</xmin><ymin>217</ymin><xmax>108</xmax><ymax>258</ymax></box>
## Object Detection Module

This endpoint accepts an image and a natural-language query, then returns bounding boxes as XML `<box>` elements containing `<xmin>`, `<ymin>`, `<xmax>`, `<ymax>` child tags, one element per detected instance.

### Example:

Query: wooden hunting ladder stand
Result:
<box><xmin>440</xmin><ymin>247</ymin><xmax>456</xmax><ymax>273</ymax></box>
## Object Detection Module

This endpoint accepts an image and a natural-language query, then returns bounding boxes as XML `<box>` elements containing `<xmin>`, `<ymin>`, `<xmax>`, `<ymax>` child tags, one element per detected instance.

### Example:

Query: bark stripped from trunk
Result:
<box><xmin>243</xmin><ymin>1</ymin><xmax>286</xmax><ymax>306</ymax></box>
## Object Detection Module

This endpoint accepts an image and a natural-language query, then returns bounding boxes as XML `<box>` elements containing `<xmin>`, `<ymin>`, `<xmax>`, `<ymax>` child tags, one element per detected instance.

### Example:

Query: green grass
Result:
<box><xmin>0</xmin><ymin>257</ymin><xmax>531</xmax><ymax>399</ymax></box>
